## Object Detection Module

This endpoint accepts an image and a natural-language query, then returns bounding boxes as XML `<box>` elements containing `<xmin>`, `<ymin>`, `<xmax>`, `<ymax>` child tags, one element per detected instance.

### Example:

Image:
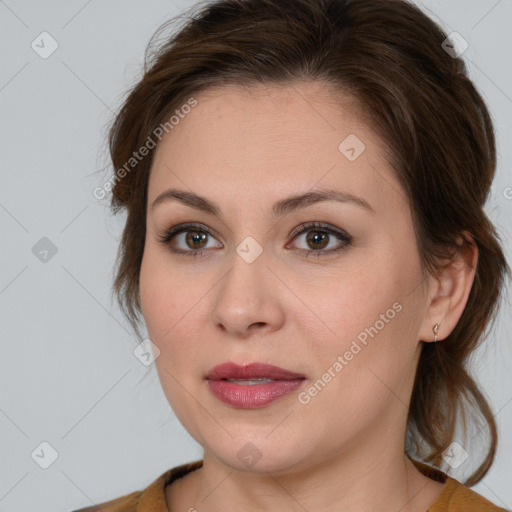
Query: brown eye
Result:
<box><xmin>158</xmin><ymin>221</ymin><xmax>352</xmax><ymax>259</ymax></box>
<box><xmin>305</xmin><ymin>230</ymin><xmax>330</xmax><ymax>250</ymax></box>
<box><xmin>289</xmin><ymin>222</ymin><xmax>353</xmax><ymax>259</ymax></box>
<box><xmin>157</xmin><ymin>223</ymin><xmax>222</xmax><ymax>257</ymax></box>
<box><xmin>184</xmin><ymin>230</ymin><xmax>209</xmax><ymax>250</ymax></box>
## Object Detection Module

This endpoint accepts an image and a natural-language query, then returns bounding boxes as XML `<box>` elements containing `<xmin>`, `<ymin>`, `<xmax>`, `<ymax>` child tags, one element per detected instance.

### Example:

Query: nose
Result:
<box><xmin>209</xmin><ymin>252</ymin><xmax>286</xmax><ymax>339</ymax></box>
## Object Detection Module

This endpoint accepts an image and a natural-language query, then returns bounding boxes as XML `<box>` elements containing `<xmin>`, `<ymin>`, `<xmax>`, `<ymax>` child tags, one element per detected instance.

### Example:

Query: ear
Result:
<box><xmin>418</xmin><ymin>231</ymin><xmax>478</xmax><ymax>343</ymax></box>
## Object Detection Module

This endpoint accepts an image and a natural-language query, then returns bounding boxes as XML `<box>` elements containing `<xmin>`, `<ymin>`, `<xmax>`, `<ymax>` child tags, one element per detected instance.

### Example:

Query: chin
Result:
<box><xmin>204</xmin><ymin>439</ymin><xmax>309</xmax><ymax>475</ymax></box>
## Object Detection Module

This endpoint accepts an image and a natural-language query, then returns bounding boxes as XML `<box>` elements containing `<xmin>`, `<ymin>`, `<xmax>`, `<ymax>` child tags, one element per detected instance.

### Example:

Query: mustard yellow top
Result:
<box><xmin>71</xmin><ymin>458</ymin><xmax>508</xmax><ymax>511</ymax></box>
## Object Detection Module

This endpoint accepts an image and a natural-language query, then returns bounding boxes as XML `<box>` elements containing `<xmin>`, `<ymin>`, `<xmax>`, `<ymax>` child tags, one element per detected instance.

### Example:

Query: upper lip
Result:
<box><xmin>206</xmin><ymin>362</ymin><xmax>305</xmax><ymax>381</ymax></box>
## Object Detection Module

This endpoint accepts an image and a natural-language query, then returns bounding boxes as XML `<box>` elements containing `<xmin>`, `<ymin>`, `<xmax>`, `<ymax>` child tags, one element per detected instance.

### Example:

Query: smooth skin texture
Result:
<box><xmin>139</xmin><ymin>81</ymin><xmax>478</xmax><ymax>512</ymax></box>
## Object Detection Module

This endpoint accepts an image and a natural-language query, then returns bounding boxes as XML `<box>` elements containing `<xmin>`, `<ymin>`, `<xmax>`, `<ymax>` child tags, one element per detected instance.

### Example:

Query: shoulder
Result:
<box><xmin>449</xmin><ymin>480</ymin><xmax>509</xmax><ymax>511</ymax></box>
<box><xmin>68</xmin><ymin>468</ymin><xmax>169</xmax><ymax>512</ymax></box>
<box><xmin>70</xmin><ymin>490</ymin><xmax>141</xmax><ymax>512</ymax></box>
<box><xmin>68</xmin><ymin>461</ymin><xmax>202</xmax><ymax>512</ymax></box>
<box><xmin>410</xmin><ymin>458</ymin><xmax>507</xmax><ymax>512</ymax></box>
<box><xmin>432</xmin><ymin>476</ymin><xmax>508</xmax><ymax>511</ymax></box>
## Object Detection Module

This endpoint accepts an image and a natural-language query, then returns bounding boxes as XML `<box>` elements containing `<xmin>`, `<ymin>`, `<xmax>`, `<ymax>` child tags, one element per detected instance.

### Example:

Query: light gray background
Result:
<box><xmin>1</xmin><ymin>1</ymin><xmax>511</xmax><ymax>511</ymax></box>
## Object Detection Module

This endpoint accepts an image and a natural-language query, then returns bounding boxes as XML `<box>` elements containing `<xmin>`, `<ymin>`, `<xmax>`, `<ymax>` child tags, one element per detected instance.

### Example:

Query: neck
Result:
<box><xmin>181</xmin><ymin>435</ymin><xmax>443</xmax><ymax>512</ymax></box>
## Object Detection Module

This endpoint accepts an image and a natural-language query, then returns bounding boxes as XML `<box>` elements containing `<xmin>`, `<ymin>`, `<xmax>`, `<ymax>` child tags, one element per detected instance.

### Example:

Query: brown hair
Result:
<box><xmin>104</xmin><ymin>0</ymin><xmax>510</xmax><ymax>486</ymax></box>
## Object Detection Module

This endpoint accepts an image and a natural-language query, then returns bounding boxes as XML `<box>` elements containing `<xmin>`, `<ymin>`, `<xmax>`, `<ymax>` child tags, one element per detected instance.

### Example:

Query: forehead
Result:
<box><xmin>148</xmin><ymin>81</ymin><xmax>404</xmax><ymax>217</ymax></box>
<box><xmin>153</xmin><ymin>81</ymin><xmax>374</xmax><ymax>160</ymax></box>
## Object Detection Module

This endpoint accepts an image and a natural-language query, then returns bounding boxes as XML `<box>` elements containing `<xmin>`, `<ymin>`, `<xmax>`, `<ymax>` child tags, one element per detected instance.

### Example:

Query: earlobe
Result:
<box><xmin>418</xmin><ymin>231</ymin><xmax>478</xmax><ymax>343</ymax></box>
<box><xmin>433</xmin><ymin>322</ymin><xmax>440</xmax><ymax>342</ymax></box>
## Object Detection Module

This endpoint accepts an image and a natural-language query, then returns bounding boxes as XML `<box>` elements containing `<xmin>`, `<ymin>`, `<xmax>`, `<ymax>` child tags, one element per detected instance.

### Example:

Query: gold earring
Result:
<box><xmin>433</xmin><ymin>323</ymin><xmax>440</xmax><ymax>342</ymax></box>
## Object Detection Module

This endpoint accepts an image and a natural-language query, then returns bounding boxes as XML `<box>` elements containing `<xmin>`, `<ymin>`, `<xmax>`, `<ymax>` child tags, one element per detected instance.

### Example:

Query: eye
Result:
<box><xmin>287</xmin><ymin>221</ymin><xmax>353</xmax><ymax>259</ymax></box>
<box><xmin>157</xmin><ymin>221</ymin><xmax>353</xmax><ymax>259</ymax></box>
<box><xmin>157</xmin><ymin>223</ymin><xmax>221</xmax><ymax>258</ymax></box>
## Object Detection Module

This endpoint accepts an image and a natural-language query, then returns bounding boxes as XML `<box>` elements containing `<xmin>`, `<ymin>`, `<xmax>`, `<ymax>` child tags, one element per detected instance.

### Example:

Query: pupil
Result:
<box><xmin>187</xmin><ymin>231</ymin><xmax>207</xmax><ymax>249</ymax></box>
<box><xmin>184</xmin><ymin>230</ymin><xmax>329</xmax><ymax>251</ymax></box>
<box><xmin>307</xmin><ymin>231</ymin><xmax>328</xmax><ymax>250</ymax></box>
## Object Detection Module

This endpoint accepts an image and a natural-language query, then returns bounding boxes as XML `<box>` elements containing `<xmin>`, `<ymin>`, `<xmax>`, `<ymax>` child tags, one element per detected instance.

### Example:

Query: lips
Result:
<box><xmin>205</xmin><ymin>362</ymin><xmax>306</xmax><ymax>408</ymax></box>
<box><xmin>206</xmin><ymin>362</ymin><xmax>305</xmax><ymax>381</ymax></box>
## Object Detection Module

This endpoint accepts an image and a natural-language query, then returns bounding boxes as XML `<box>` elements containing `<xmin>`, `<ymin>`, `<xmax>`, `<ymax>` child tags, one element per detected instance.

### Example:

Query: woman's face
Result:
<box><xmin>139</xmin><ymin>82</ymin><xmax>432</xmax><ymax>473</ymax></box>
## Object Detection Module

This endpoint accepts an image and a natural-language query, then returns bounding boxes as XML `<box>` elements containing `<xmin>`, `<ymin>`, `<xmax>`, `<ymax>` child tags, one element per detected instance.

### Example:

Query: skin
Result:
<box><xmin>138</xmin><ymin>81</ymin><xmax>478</xmax><ymax>512</ymax></box>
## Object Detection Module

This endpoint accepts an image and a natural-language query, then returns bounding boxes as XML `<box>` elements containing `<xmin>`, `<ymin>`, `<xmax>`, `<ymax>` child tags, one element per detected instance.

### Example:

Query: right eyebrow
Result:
<box><xmin>151</xmin><ymin>186</ymin><xmax>375</xmax><ymax>218</ymax></box>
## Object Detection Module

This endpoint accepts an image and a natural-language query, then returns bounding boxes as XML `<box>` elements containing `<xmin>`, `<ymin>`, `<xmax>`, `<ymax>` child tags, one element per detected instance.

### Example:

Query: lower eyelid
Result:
<box><xmin>159</xmin><ymin>223</ymin><xmax>352</xmax><ymax>256</ymax></box>
<box><xmin>177</xmin><ymin>230</ymin><xmax>221</xmax><ymax>250</ymax></box>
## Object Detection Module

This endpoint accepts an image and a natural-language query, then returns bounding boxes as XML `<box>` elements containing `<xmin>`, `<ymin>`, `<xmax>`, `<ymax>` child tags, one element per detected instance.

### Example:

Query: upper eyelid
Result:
<box><xmin>163</xmin><ymin>221</ymin><xmax>351</xmax><ymax>245</ymax></box>
<box><xmin>288</xmin><ymin>222</ymin><xmax>350</xmax><ymax>239</ymax></box>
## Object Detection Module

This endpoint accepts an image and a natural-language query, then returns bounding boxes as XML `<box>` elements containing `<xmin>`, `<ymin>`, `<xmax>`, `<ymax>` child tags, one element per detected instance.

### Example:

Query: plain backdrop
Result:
<box><xmin>1</xmin><ymin>1</ymin><xmax>511</xmax><ymax>511</ymax></box>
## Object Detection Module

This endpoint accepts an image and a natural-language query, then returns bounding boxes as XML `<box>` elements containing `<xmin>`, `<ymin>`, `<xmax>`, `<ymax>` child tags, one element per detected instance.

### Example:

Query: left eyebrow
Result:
<box><xmin>150</xmin><ymin>186</ymin><xmax>375</xmax><ymax>218</ymax></box>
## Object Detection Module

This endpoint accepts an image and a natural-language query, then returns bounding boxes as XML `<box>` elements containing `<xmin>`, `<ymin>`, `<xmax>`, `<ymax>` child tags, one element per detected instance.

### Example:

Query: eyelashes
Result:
<box><xmin>157</xmin><ymin>221</ymin><xmax>353</xmax><ymax>260</ymax></box>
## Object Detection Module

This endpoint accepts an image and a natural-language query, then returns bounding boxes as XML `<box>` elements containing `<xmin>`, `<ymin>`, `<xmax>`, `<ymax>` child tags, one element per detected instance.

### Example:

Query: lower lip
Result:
<box><xmin>207</xmin><ymin>379</ymin><xmax>305</xmax><ymax>408</ymax></box>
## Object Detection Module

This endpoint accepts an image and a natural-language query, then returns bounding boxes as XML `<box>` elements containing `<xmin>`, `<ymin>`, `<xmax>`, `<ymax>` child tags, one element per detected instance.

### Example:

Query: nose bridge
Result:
<box><xmin>221</xmin><ymin>207</ymin><xmax>288</xmax><ymax>297</ymax></box>
<box><xmin>221</xmin><ymin>235</ymin><xmax>268</xmax><ymax>306</ymax></box>
<box><xmin>209</xmin><ymin>235</ymin><xmax>285</xmax><ymax>336</ymax></box>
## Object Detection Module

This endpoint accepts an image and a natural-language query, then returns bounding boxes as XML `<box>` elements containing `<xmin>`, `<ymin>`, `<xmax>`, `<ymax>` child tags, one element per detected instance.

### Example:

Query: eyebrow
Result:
<box><xmin>150</xmin><ymin>187</ymin><xmax>375</xmax><ymax>217</ymax></box>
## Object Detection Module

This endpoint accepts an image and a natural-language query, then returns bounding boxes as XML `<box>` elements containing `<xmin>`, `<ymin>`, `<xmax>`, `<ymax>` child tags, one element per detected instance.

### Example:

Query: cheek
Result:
<box><xmin>139</xmin><ymin>247</ymin><xmax>179</xmax><ymax>344</ymax></box>
<box><xmin>296</xmin><ymin>251</ymin><xmax>421</xmax><ymax>390</ymax></box>
<box><xmin>139</xmin><ymin>247</ymin><xmax>206</xmax><ymax>369</ymax></box>
<box><xmin>139</xmin><ymin>241</ymin><xmax>183</xmax><ymax>320</ymax></box>
<box><xmin>139</xmin><ymin>255</ymin><xmax>209</xmax><ymax>444</ymax></box>
<box><xmin>296</xmin><ymin>301</ymin><xmax>418</xmax><ymax>443</ymax></box>
<box><xmin>297</xmin><ymin>264</ymin><xmax>399</xmax><ymax>348</ymax></box>
<box><xmin>139</xmin><ymin>256</ymin><xmax>164</xmax><ymax>333</ymax></box>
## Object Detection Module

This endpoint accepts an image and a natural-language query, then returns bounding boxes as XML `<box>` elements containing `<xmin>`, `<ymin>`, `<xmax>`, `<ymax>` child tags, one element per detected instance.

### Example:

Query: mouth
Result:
<box><xmin>205</xmin><ymin>361</ymin><xmax>306</xmax><ymax>381</ymax></box>
<box><xmin>205</xmin><ymin>362</ymin><xmax>306</xmax><ymax>409</ymax></box>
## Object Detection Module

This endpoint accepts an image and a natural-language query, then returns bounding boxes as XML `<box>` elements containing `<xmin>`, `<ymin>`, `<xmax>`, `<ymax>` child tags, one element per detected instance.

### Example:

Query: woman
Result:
<box><xmin>75</xmin><ymin>0</ymin><xmax>510</xmax><ymax>510</ymax></box>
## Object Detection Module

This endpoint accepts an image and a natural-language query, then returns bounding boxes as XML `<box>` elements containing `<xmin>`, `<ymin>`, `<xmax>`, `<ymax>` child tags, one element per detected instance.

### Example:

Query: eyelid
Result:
<box><xmin>287</xmin><ymin>221</ymin><xmax>351</xmax><ymax>241</ymax></box>
<box><xmin>157</xmin><ymin>222</ymin><xmax>221</xmax><ymax>246</ymax></box>
<box><xmin>160</xmin><ymin>221</ymin><xmax>349</xmax><ymax>240</ymax></box>
<box><xmin>157</xmin><ymin>220</ymin><xmax>353</xmax><ymax>258</ymax></box>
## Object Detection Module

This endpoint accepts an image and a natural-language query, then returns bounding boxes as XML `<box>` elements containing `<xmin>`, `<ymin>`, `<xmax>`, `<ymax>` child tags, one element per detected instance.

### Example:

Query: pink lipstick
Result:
<box><xmin>206</xmin><ymin>362</ymin><xmax>305</xmax><ymax>409</ymax></box>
